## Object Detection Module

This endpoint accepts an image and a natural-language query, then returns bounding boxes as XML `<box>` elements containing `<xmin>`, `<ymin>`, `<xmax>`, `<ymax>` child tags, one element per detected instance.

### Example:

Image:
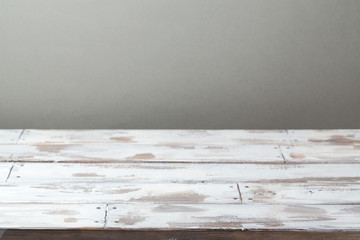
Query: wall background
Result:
<box><xmin>1</xmin><ymin>0</ymin><xmax>359</xmax><ymax>129</ymax></box>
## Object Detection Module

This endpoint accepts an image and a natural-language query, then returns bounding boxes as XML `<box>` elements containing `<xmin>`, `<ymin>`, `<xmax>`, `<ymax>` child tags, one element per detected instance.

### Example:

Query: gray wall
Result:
<box><xmin>1</xmin><ymin>0</ymin><xmax>359</xmax><ymax>129</ymax></box>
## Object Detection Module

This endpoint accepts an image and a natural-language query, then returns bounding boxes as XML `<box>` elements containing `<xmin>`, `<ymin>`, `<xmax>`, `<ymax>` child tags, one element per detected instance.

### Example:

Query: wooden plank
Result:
<box><xmin>288</xmin><ymin>129</ymin><xmax>360</xmax><ymax>146</ymax></box>
<box><xmin>0</xmin><ymin>183</ymin><xmax>239</xmax><ymax>204</ymax></box>
<box><xmin>1</xmin><ymin>181</ymin><xmax>358</xmax><ymax>206</ymax></box>
<box><xmin>0</xmin><ymin>163</ymin><xmax>13</xmax><ymax>182</ymax></box>
<box><xmin>287</xmin><ymin>130</ymin><xmax>360</xmax><ymax>146</ymax></box>
<box><xmin>105</xmin><ymin>204</ymin><xmax>360</xmax><ymax>230</ymax></box>
<box><xmin>239</xmin><ymin>182</ymin><xmax>360</xmax><ymax>205</ymax></box>
<box><xmin>281</xmin><ymin>145</ymin><xmax>360</xmax><ymax>163</ymax></box>
<box><xmin>3</xmin><ymin>162</ymin><xmax>359</xmax><ymax>205</ymax></box>
<box><xmin>19</xmin><ymin>130</ymin><xmax>289</xmax><ymax>145</ymax></box>
<box><xmin>0</xmin><ymin>130</ymin><xmax>23</xmax><ymax>144</ymax></box>
<box><xmin>2</xmin><ymin>230</ymin><xmax>360</xmax><ymax>240</ymax></box>
<box><xmin>0</xmin><ymin>144</ymin><xmax>283</xmax><ymax>163</ymax></box>
<box><xmin>0</xmin><ymin>204</ymin><xmax>105</xmax><ymax>229</ymax></box>
<box><xmin>7</xmin><ymin>163</ymin><xmax>360</xmax><ymax>184</ymax></box>
<box><xmin>1</xmin><ymin>129</ymin><xmax>359</xmax><ymax>233</ymax></box>
<box><xmin>7</xmin><ymin>130</ymin><xmax>360</xmax><ymax>164</ymax></box>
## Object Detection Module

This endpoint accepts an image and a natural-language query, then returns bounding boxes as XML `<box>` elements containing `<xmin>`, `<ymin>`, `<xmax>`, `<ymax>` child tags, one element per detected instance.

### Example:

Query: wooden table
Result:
<box><xmin>0</xmin><ymin>130</ymin><xmax>359</xmax><ymax>239</ymax></box>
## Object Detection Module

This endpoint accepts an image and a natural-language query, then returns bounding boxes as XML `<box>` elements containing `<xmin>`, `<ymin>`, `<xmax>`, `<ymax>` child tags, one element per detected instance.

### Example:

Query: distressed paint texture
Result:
<box><xmin>0</xmin><ymin>204</ymin><xmax>105</xmax><ymax>229</ymax></box>
<box><xmin>106</xmin><ymin>204</ymin><xmax>360</xmax><ymax>230</ymax></box>
<box><xmin>0</xmin><ymin>144</ymin><xmax>283</xmax><ymax>163</ymax></box>
<box><xmin>0</xmin><ymin>130</ymin><xmax>359</xmax><ymax>231</ymax></box>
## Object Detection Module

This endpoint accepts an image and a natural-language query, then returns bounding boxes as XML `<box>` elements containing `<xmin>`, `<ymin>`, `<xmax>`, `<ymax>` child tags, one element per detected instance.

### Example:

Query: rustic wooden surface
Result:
<box><xmin>0</xmin><ymin>130</ymin><xmax>359</xmax><ymax>236</ymax></box>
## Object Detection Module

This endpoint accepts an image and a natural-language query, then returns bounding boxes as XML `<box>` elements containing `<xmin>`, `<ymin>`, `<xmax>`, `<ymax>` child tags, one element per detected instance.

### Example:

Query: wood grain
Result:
<box><xmin>0</xmin><ymin>144</ymin><xmax>283</xmax><ymax>163</ymax></box>
<box><xmin>7</xmin><ymin>163</ymin><xmax>360</xmax><ymax>184</ymax></box>
<box><xmin>105</xmin><ymin>203</ymin><xmax>360</xmax><ymax>230</ymax></box>
<box><xmin>18</xmin><ymin>129</ymin><xmax>289</xmax><ymax>145</ymax></box>
<box><xmin>0</xmin><ymin>182</ymin><xmax>239</xmax><ymax>204</ymax></box>
<box><xmin>282</xmin><ymin>130</ymin><xmax>360</xmax><ymax>163</ymax></box>
<box><xmin>287</xmin><ymin>130</ymin><xmax>360</xmax><ymax>146</ymax></box>
<box><xmin>0</xmin><ymin>129</ymin><xmax>359</xmax><ymax>233</ymax></box>
<box><xmin>239</xmin><ymin>182</ymin><xmax>360</xmax><ymax>205</ymax></box>
<box><xmin>281</xmin><ymin>145</ymin><xmax>360</xmax><ymax>163</ymax></box>
<box><xmin>0</xmin><ymin>204</ymin><xmax>105</xmax><ymax>229</ymax></box>
<box><xmin>2</xmin><ymin>162</ymin><xmax>359</xmax><ymax>205</ymax></box>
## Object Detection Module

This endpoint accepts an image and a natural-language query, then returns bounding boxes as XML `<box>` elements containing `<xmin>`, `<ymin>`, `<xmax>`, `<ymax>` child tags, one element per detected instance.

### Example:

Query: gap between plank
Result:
<box><xmin>278</xmin><ymin>145</ymin><xmax>286</xmax><ymax>164</ymax></box>
<box><xmin>103</xmin><ymin>204</ymin><xmax>109</xmax><ymax>229</ymax></box>
<box><xmin>16</xmin><ymin>129</ymin><xmax>25</xmax><ymax>144</ymax></box>
<box><xmin>236</xmin><ymin>183</ymin><xmax>243</xmax><ymax>204</ymax></box>
<box><xmin>5</xmin><ymin>164</ymin><xmax>15</xmax><ymax>182</ymax></box>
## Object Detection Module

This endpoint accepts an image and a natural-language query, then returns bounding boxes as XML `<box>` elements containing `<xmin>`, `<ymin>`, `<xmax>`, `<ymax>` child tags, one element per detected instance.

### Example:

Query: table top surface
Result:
<box><xmin>0</xmin><ymin>129</ymin><xmax>359</xmax><ymax>231</ymax></box>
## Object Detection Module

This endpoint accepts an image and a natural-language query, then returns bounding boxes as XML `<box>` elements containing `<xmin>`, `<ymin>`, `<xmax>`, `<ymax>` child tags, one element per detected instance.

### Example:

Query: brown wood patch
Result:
<box><xmin>1</xmin><ymin>230</ymin><xmax>360</xmax><ymax>240</ymax></box>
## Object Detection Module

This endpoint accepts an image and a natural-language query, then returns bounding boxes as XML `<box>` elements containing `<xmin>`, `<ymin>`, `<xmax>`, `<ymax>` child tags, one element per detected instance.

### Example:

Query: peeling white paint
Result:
<box><xmin>0</xmin><ymin>130</ymin><xmax>359</xmax><ymax>231</ymax></box>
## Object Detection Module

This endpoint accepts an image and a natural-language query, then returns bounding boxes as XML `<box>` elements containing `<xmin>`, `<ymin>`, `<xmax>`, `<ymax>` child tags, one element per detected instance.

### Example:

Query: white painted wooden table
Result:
<box><xmin>0</xmin><ymin>130</ymin><xmax>359</xmax><ymax>240</ymax></box>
